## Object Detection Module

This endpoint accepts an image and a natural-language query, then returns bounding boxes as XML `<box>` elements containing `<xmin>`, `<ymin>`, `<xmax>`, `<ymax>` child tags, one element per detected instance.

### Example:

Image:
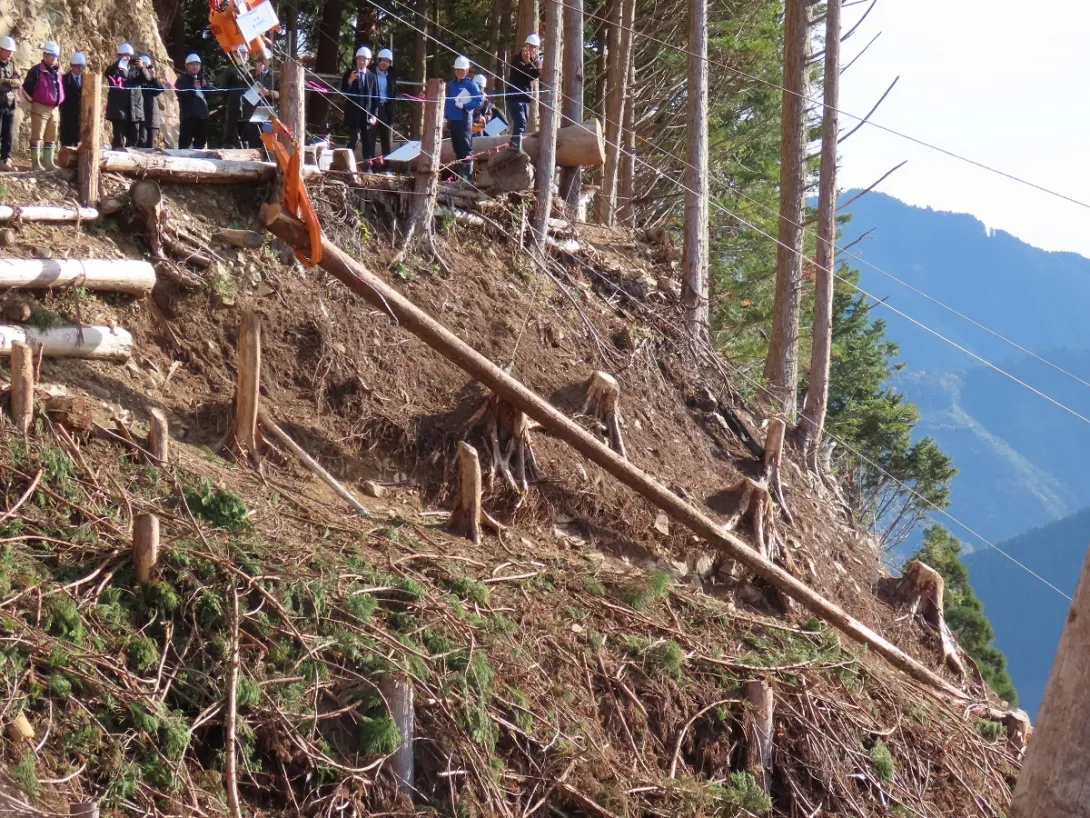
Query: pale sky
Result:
<box><xmin>837</xmin><ymin>0</ymin><xmax>1090</xmax><ymax>257</ymax></box>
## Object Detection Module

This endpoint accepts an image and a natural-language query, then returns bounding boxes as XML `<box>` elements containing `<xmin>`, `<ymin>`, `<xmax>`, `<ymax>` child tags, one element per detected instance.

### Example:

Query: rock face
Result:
<box><xmin>1</xmin><ymin>0</ymin><xmax>177</xmax><ymax>146</ymax></box>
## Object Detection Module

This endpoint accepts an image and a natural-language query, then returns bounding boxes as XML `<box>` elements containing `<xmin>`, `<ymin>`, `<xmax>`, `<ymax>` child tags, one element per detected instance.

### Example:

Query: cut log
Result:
<box><xmin>46</xmin><ymin>394</ymin><xmax>95</xmax><ymax>432</ymax></box>
<box><xmin>450</xmin><ymin>441</ymin><xmax>505</xmax><ymax>543</ymax></box>
<box><xmin>57</xmin><ymin>147</ymin><xmax>322</xmax><ymax>184</ymax></box>
<box><xmin>0</xmin><ymin>325</ymin><xmax>133</xmax><ymax>361</ymax></box>
<box><xmin>258</xmin><ymin>409</ymin><xmax>372</xmax><ymax>518</ymax></box>
<box><xmin>380</xmin><ymin>674</ymin><xmax>415</xmax><ymax>799</ymax></box>
<box><xmin>213</xmin><ymin>229</ymin><xmax>264</xmax><ymax>249</ymax></box>
<box><xmin>150</xmin><ymin>148</ymin><xmax>267</xmax><ymax>161</ymax></box>
<box><xmin>434</xmin><ymin>119</ymin><xmax>605</xmax><ymax>168</ymax></box>
<box><xmin>147</xmin><ymin>407</ymin><xmax>169</xmax><ymax>465</ymax></box>
<box><xmin>226</xmin><ymin>309</ymin><xmax>262</xmax><ymax>469</ymax></box>
<box><xmin>0</xmin><ymin>259</ymin><xmax>155</xmax><ymax>294</ymax></box>
<box><xmin>0</xmin><ymin>205</ymin><xmax>99</xmax><ymax>223</ymax></box>
<box><xmin>260</xmin><ymin>202</ymin><xmax>973</xmax><ymax>703</ymax></box>
<box><xmin>330</xmin><ymin>148</ymin><xmax>359</xmax><ymax>184</ymax></box>
<box><xmin>9</xmin><ymin>340</ymin><xmax>34</xmax><ymax>435</ymax></box>
<box><xmin>8</xmin><ymin>712</ymin><xmax>34</xmax><ymax>743</ymax></box>
<box><xmin>743</xmin><ymin>680</ymin><xmax>774</xmax><ymax>794</ymax></box>
<box><xmin>489</xmin><ymin>148</ymin><xmax>535</xmax><ymax>193</ymax></box>
<box><xmin>133</xmin><ymin>513</ymin><xmax>159</xmax><ymax>584</ymax></box>
<box><xmin>893</xmin><ymin>560</ymin><xmax>966</xmax><ymax>676</ymax></box>
<box><xmin>581</xmin><ymin>371</ymin><xmax>627</xmax><ymax>458</ymax></box>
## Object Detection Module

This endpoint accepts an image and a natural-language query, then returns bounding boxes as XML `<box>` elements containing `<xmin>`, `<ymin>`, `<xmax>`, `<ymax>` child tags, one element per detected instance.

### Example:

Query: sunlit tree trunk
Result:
<box><xmin>558</xmin><ymin>0</ymin><xmax>584</xmax><ymax>208</ymax></box>
<box><xmin>680</xmin><ymin>0</ymin><xmax>708</xmax><ymax>342</ymax></box>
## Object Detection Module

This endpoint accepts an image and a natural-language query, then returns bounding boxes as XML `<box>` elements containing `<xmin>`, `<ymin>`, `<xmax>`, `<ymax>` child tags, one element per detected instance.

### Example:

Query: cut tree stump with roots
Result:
<box><xmin>467</xmin><ymin>387</ymin><xmax>541</xmax><ymax>495</ymax></box>
<box><xmin>581</xmin><ymin>371</ymin><xmax>627</xmax><ymax>458</ymax></box>
<box><xmin>762</xmin><ymin>417</ymin><xmax>793</xmax><ymax>525</ymax></box>
<box><xmin>222</xmin><ymin>309</ymin><xmax>265</xmax><ymax>471</ymax></box>
<box><xmin>724</xmin><ymin>475</ymin><xmax>780</xmax><ymax>563</ymax></box>
<box><xmin>130</xmin><ymin>179</ymin><xmax>223</xmax><ymax>286</ymax></box>
<box><xmin>450</xmin><ymin>441</ymin><xmax>506</xmax><ymax>543</ymax></box>
<box><xmin>893</xmin><ymin>560</ymin><xmax>967</xmax><ymax>676</ymax></box>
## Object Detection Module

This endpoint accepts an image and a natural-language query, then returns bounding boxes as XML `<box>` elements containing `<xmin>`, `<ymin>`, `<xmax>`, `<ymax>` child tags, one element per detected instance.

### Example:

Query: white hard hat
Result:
<box><xmin>185</xmin><ymin>53</ymin><xmax>201</xmax><ymax>64</ymax></box>
<box><xmin>117</xmin><ymin>42</ymin><xmax>134</xmax><ymax>56</ymax></box>
<box><xmin>355</xmin><ymin>46</ymin><xmax>372</xmax><ymax>59</ymax></box>
<box><xmin>473</xmin><ymin>73</ymin><xmax>487</xmax><ymax>88</ymax></box>
<box><xmin>453</xmin><ymin>55</ymin><xmax>470</xmax><ymax>71</ymax></box>
<box><xmin>376</xmin><ymin>48</ymin><xmax>393</xmax><ymax>61</ymax></box>
<box><xmin>70</xmin><ymin>51</ymin><xmax>87</xmax><ymax>66</ymax></box>
<box><xmin>139</xmin><ymin>54</ymin><xmax>152</xmax><ymax>66</ymax></box>
<box><xmin>42</xmin><ymin>41</ymin><xmax>60</xmax><ymax>57</ymax></box>
<box><xmin>0</xmin><ymin>36</ymin><xmax>15</xmax><ymax>52</ymax></box>
<box><xmin>525</xmin><ymin>33</ymin><xmax>541</xmax><ymax>47</ymax></box>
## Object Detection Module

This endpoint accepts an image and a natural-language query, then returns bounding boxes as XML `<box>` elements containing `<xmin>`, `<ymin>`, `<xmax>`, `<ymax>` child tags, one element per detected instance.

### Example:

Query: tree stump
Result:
<box><xmin>743</xmin><ymin>680</ymin><xmax>774</xmax><ymax>793</ymax></box>
<box><xmin>380</xmin><ymin>674</ymin><xmax>416</xmax><ymax>799</ymax></box>
<box><xmin>467</xmin><ymin>389</ymin><xmax>541</xmax><ymax>494</ymax></box>
<box><xmin>9</xmin><ymin>340</ymin><xmax>34</xmax><ymax>435</ymax></box>
<box><xmin>581</xmin><ymin>371</ymin><xmax>627</xmax><ymax>458</ymax></box>
<box><xmin>69</xmin><ymin>802</ymin><xmax>100</xmax><ymax>818</ymax></box>
<box><xmin>331</xmin><ymin>148</ymin><xmax>360</xmax><ymax>184</ymax></box>
<box><xmin>762</xmin><ymin>417</ymin><xmax>793</xmax><ymax>524</ymax></box>
<box><xmin>130</xmin><ymin>179</ymin><xmax>220</xmax><ymax>283</ymax></box>
<box><xmin>724</xmin><ymin>475</ymin><xmax>779</xmax><ymax>562</ymax></box>
<box><xmin>490</xmin><ymin>148</ymin><xmax>535</xmax><ymax>193</ymax></box>
<box><xmin>8</xmin><ymin>712</ymin><xmax>34</xmax><ymax>743</ymax></box>
<box><xmin>224</xmin><ymin>310</ymin><xmax>263</xmax><ymax>470</ymax></box>
<box><xmin>133</xmin><ymin>513</ymin><xmax>160</xmax><ymax>584</ymax></box>
<box><xmin>450</xmin><ymin>441</ymin><xmax>505</xmax><ymax>543</ymax></box>
<box><xmin>147</xmin><ymin>407</ymin><xmax>170</xmax><ymax>465</ymax></box>
<box><xmin>893</xmin><ymin>560</ymin><xmax>966</xmax><ymax>676</ymax></box>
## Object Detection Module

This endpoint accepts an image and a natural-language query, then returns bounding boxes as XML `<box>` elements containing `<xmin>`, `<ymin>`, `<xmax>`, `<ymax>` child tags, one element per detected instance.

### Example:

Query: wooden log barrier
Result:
<box><xmin>0</xmin><ymin>259</ymin><xmax>155</xmax><ymax>294</ymax></box>
<box><xmin>0</xmin><ymin>325</ymin><xmax>133</xmax><ymax>361</ymax></box>
<box><xmin>58</xmin><ymin>147</ymin><xmax>322</xmax><ymax>184</ymax></box>
<box><xmin>433</xmin><ymin>119</ymin><xmax>605</xmax><ymax>168</ymax></box>
<box><xmin>0</xmin><ymin>205</ymin><xmax>99</xmax><ymax>223</ymax></box>
<box><xmin>260</xmin><ymin>201</ymin><xmax>971</xmax><ymax>703</ymax></box>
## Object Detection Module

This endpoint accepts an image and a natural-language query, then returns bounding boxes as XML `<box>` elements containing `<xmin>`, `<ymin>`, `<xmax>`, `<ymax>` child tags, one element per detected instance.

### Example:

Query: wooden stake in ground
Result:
<box><xmin>893</xmin><ymin>560</ymin><xmax>966</xmax><ymax>676</ymax></box>
<box><xmin>581</xmin><ymin>371</ymin><xmax>627</xmax><ymax>458</ymax></box>
<box><xmin>743</xmin><ymin>680</ymin><xmax>774</xmax><ymax>793</ymax></box>
<box><xmin>147</xmin><ymin>407</ymin><xmax>170</xmax><ymax>465</ymax></box>
<box><xmin>797</xmin><ymin>0</ymin><xmax>842</xmax><ymax>467</ymax></box>
<box><xmin>225</xmin><ymin>309</ymin><xmax>263</xmax><ymax>470</ymax></box>
<box><xmin>260</xmin><ymin>202</ymin><xmax>973</xmax><ymax>703</ymax></box>
<box><xmin>530</xmin><ymin>0</ymin><xmax>562</xmax><ymax>255</ymax></box>
<box><xmin>399</xmin><ymin>78</ymin><xmax>445</xmax><ymax>260</ymax></box>
<box><xmin>450</xmin><ymin>441</ymin><xmax>505</xmax><ymax>543</ymax></box>
<box><xmin>10</xmin><ymin>340</ymin><xmax>34</xmax><ymax>435</ymax></box>
<box><xmin>762</xmin><ymin>417</ymin><xmax>792</xmax><ymax>524</ymax></box>
<box><xmin>133</xmin><ymin>513</ymin><xmax>160</xmax><ymax>584</ymax></box>
<box><xmin>78</xmin><ymin>72</ymin><xmax>103</xmax><ymax>207</ymax></box>
<box><xmin>224</xmin><ymin>585</ymin><xmax>243</xmax><ymax>818</ymax></box>
<box><xmin>1009</xmin><ymin>544</ymin><xmax>1090</xmax><ymax>817</ymax></box>
<box><xmin>763</xmin><ymin>0</ymin><xmax>809</xmax><ymax>412</ymax></box>
<box><xmin>681</xmin><ymin>0</ymin><xmax>709</xmax><ymax>343</ymax></box>
<box><xmin>380</xmin><ymin>674</ymin><xmax>416</xmax><ymax>799</ymax></box>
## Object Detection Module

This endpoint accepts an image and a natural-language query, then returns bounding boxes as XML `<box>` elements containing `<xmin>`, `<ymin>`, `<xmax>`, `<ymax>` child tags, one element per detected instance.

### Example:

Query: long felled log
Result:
<box><xmin>0</xmin><ymin>259</ymin><xmax>155</xmax><ymax>294</ymax></box>
<box><xmin>435</xmin><ymin>119</ymin><xmax>605</xmax><ymax>168</ymax></box>
<box><xmin>260</xmin><ymin>202</ymin><xmax>971</xmax><ymax>702</ymax></box>
<box><xmin>0</xmin><ymin>205</ymin><xmax>99</xmax><ymax>223</ymax></box>
<box><xmin>57</xmin><ymin>147</ymin><xmax>322</xmax><ymax>184</ymax></box>
<box><xmin>0</xmin><ymin>325</ymin><xmax>132</xmax><ymax>361</ymax></box>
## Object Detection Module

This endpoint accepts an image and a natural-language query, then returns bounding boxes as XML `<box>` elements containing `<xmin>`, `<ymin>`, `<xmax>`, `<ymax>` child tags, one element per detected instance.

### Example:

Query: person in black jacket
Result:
<box><xmin>59</xmin><ymin>51</ymin><xmax>85</xmax><ymax>148</ymax></box>
<box><xmin>341</xmin><ymin>46</ymin><xmax>379</xmax><ymax>158</ymax></box>
<box><xmin>217</xmin><ymin>56</ymin><xmax>249</xmax><ymax>148</ymax></box>
<box><xmin>507</xmin><ymin>33</ymin><xmax>541</xmax><ymax>150</ymax></box>
<box><xmin>138</xmin><ymin>55</ymin><xmax>164</xmax><ymax>148</ymax></box>
<box><xmin>104</xmin><ymin>43</ymin><xmax>150</xmax><ymax>148</ymax></box>
<box><xmin>176</xmin><ymin>54</ymin><xmax>210</xmax><ymax>149</ymax></box>
<box><xmin>0</xmin><ymin>36</ymin><xmax>19</xmax><ymax>171</ymax></box>
<box><xmin>367</xmin><ymin>49</ymin><xmax>396</xmax><ymax>159</ymax></box>
<box><xmin>241</xmin><ymin>57</ymin><xmax>278</xmax><ymax>149</ymax></box>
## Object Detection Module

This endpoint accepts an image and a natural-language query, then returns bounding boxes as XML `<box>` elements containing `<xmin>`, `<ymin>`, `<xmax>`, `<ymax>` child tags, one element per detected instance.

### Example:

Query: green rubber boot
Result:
<box><xmin>30</xmin><ymin>143</ymin><xmax>42</xmax><ymax>171</ymax></box>
<box><xmin>42</xmin><ymin>144</ymin><xmax>55</xmax><ymax>171</ymax></box>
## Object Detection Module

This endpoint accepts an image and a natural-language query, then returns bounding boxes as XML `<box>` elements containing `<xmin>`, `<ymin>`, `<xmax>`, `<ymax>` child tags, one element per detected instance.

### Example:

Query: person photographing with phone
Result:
<box><xmin>507</xmin><ymin>32</ymin><xmax>541</xmax><ymax>151</ymax></box>
<box><xmin>341</xmin><ymin>46</ymin><xmax>379</xmax><ymax>158</ymax></box>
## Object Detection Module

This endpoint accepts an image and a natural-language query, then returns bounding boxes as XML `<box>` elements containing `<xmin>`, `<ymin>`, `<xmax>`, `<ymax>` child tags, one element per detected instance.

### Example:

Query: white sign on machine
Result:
<box><xmin>236</xmin><ymin>1</ymin><xmax>280</xmax><ymax>43</ymax></box>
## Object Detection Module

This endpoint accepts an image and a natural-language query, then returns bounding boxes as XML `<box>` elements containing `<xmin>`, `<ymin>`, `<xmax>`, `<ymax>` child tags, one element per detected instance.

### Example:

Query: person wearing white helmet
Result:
<box><xmin>176</xmin><ymin>54</ymin><xmax>211</xmax><ymax>149</ymax></box>
<box><xmin>444</xmin><ymin>56</ymin><xmax>483</xmax><ymax>182</ymax></box>
<box><xmin>507</xmin><ymin>32</ymin><xmax>542</xmax><ymax>150</ymax></box>
<box><xmin>22</xmin><ymin>42</ymin><xmax>65</xmax><ymax>170</ymax></box>
<box><xmin>367</xmin><ymin>47</ymin><xmax>396</xmax><ymax>158</ymax></box>
<box><xmin>138</xmin><ymin>55</ymin><xmax>164</xmax><ymax>148</ymax></box>
<box><xmin>59</xmin><ymin>52</ymin><xmax>86</xmax><ymax>148</ymax></box>
<box><xmin>104</xmin><ymin>42</ymin><xmax>151</xmax><ymax>148</ymax></box>
<box><xmin>471</xmin><ymin>73</ymin><xmax>499</xmax><ymax>132</ymax></box>
<box><xmin>0</xmin><ymin>36</ymin><xmax>21</xmax><ymax>170</ymax></box>
<box><xmin>341</xmin><ymin>45</ymin><xmax>379</xmax><ymax>157</ymax></box>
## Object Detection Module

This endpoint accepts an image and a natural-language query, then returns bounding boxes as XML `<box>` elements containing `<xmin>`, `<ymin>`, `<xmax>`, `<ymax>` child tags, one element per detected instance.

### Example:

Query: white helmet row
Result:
<box><xmin>376</xmin><ymin>47</ymin><xmax>392</xmax><ymax>61</ymax></box>
<box><xmin>117</xmin><ymin>42</ymin><xmax>134</xmax><ymax>56</ymax></box>
<box><xmin>185</xmin><ymin>53</ymin><xmax>201</xmax><ymax>65</ymax></box>
<box><xmin>453</xmin><ymin>55</ymin><xmax>470</xmax><ymax>71</ymax></box>
<box><xmin>42</xmin><ymin>41</ymin><xmax>60</xmax><ymax>57</ymax></box>
<box><xmin>473</xmin><ymin>73</ymin><xmax>486</xmax><ymax>88</ymax></box>
<box><xmin>525</xmin><ymin>32</ymin><xmax>541</xmax><ymax>47</ymax></box>
<box><xmin>0</xmin><ymin>36</ymin><xmax>16</xmax><ymax>52</ymax></box>
<box><xmin>356</xmin><ymin>46</ymin><xmax>372</xmax><ymax>59</ymax></box>
<box><xmin>70</xmin><ymin>51</ymin><xmax>87</xmax><ymax>66</ymax></box>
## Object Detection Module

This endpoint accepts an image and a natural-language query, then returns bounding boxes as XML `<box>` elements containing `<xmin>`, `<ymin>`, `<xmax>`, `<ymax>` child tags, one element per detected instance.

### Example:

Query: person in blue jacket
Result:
<box><xmin>444</xmin><ymin>55</ymin><xmax>482</xmax><ymax>182</ymax></box>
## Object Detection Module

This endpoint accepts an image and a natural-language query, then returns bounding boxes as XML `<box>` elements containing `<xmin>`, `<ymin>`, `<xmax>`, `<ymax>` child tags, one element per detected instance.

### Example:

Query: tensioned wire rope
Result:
<box><xmin>335</xmin><ymin>0</ymin><xmax>1076</xmax><ymax>602</ymax></box>
<box><xmin>371</xmin><ymin>0</ymin><xmax>1090</xmax><ymax>397</ymax></box>
<box><xmin>363</xmin><ymin>0</ymin><xmax>1090</xmax><ymax>431</ymax></box>
<box><xmin>294</xmin><ymin>2</ymin><xmax>1075</xmax><ymax>602</ymax></box>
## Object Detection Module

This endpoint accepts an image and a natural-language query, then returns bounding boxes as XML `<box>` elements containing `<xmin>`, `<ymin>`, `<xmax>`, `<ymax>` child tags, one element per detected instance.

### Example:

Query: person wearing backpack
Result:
<box><xmin>138</xmin><ymin>55</ymin><xmax>163</xmax><ymax>148</ymax></box>
<box><xmin>59</xmin><ymin>51</ymin><xmax>86</xmax><ymax>148</ymax></box>
<box><xmin>444</xmin><ymin>56</ymin><xmax>482</xmax><ymax>182</ymax></box>
<box><xmin>0</xmin><ymin>36</ymin><xmax>21</xmax><ymax>171</ymax></box>
<box><xmin>22</xmin><ymin>42</ymin><xmax>65</xmax><ymax>170</ymax></box>
<box><xmin>176</xmin><ymin>54</ymin><xmax>210</xmax><ymax>149</ymax></box>
<box><xmin>104</xmin><ymin>42</ymin><xmax>150</xmax><ymax>148</ymax></box>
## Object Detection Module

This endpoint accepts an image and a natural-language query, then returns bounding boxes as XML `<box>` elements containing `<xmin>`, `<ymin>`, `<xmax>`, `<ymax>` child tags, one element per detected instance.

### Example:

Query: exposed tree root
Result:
<box><xmin>893</xmin><ymin>560</ymin><xmax>967</xmax><ymax>676</ymax></box>
<box><xmin>466</xmin><ymin>388</ymin><xmax>541</xmax><ymax>494</ymax></box>
<box><xmin>130</xmin><ymin>180</ymin><xmax>222</xmax><ymax>285</ymax></box>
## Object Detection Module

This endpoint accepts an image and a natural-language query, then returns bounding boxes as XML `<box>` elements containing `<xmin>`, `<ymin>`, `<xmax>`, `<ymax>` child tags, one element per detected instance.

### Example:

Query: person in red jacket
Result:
<box><xmin>22</xmin><ymin>41</ymin><xmax>64</xmax><ymax>170</ymax></box>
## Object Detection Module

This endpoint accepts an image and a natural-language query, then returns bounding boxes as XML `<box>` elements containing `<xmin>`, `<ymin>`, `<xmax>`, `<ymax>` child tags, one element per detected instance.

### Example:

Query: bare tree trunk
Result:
<box><xmin>494</xmin><ymin>0</ymin><xmax>514</xmax><ymax>80</ymax></box>
<box><xmin>762</xmin><ymin>0</ymin><xmax>809</xmax><ymax>412</ymax></box>
<box><xmin>593</xmin><ymin>14</ymin><xmax>608</xmax><ymax>121</ymax></box>
<box><xmin>531</xmin><ymin>1</ymin><xmax>562</xmax><ymax>255</ymax></box>
<box><xmin>680</xmin><ymin>0</ymin><xmax>708</xmax><ymax>343</ymax></box>
<box><xmin>430</xmin><ymin>0</ymin><xmax>441</xmax><ymax>77</ymax></box>
<box><xmin>558</xmin><ymin>0</ymin><xmax>585</xmax><ymax>208</ymax></box>
<box><xmin>286</xmin><ymin>0</ymin><xmax>300</xmax><ymax>57</ymax></box>
<box><xmin>355</xmin><ymin>3</ymin><xmax>379</xmax><ymax>45</ymax></box>
<box><xmin>152</xmin><ymin>0</ymin><xmax>186</xmax><ymax>68</ymax></box>
<box><xmin>797</xmin><ymin>0</ymin><xmax>841</xmax><ymax>463</ymax></box>
<box><xmin>413</xmin><ymin>0</ymin><xmax>430</xmax><ymax>138</ymax></box>
<box><xmin>310</xmin><ymin>0</ymin><xmax>346</xmax><ymax>131</ymax></box>
<box><xmin>618</xmin><ymin>57</ymin><xmax>636</xmax><ymax>225</ymax></box>
<box><xmin>596</xmin><ymin>0</ymin><xmax>632</xmax><ymax>225</ymax></box>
